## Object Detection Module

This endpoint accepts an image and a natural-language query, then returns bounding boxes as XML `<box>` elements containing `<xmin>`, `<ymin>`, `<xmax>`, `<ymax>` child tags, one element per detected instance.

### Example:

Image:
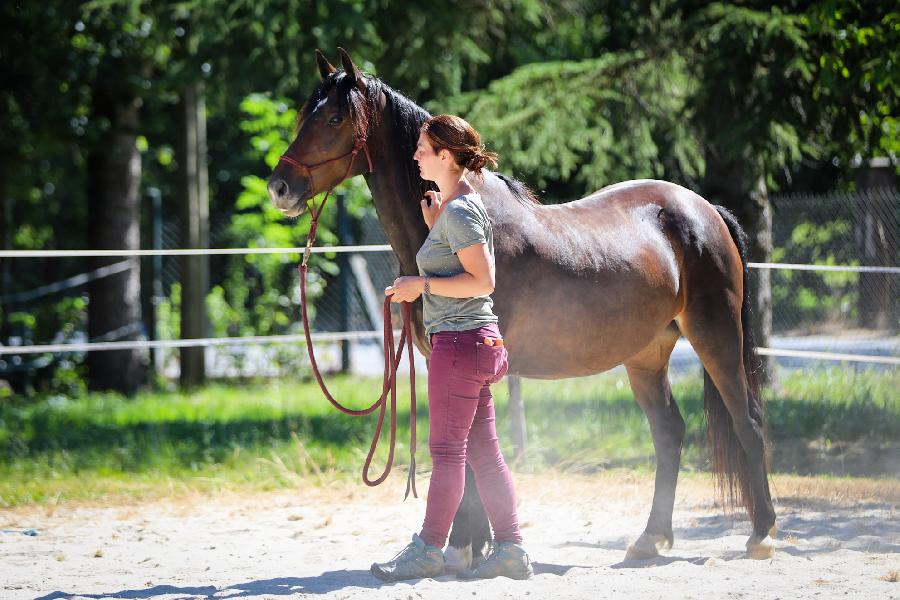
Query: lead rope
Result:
<box><xmin>289</xmin><ymin>140</ymin><xmax>418</xmax><ymax>499</ymax></box>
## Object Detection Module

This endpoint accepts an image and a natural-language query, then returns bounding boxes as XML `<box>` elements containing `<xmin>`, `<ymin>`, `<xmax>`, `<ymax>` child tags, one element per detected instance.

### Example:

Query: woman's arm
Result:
<box><xmin>385</xmin><ymin>242</ymin><xmax>494</xmax><ymax>302</ymax></box>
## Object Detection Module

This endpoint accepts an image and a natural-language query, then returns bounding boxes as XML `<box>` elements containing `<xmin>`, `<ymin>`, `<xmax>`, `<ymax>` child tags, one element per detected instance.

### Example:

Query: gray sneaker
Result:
<box><xmin>370</xmin><ymin>534</ymin><xmax>444</xmax><ymax>582</ymax></box>
<box><xmin>459</xmin><ymin>540</ymin><xmax>533</xmax><ymax>580</ymax></box>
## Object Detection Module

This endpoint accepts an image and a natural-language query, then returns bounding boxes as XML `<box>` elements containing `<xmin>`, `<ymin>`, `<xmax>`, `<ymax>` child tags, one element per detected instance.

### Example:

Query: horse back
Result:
<box><xmin>480</xmin><ymin>178</ymin><xmax>738</xmax><ymax>377</ymax></box>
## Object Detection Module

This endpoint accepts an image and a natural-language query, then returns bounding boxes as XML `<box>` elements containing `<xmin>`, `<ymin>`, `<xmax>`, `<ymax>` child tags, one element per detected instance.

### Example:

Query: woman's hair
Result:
<box><xmin>421</xmin><ymin>114</ymin><xmax>498</xmax><ymax>176</ymax></box>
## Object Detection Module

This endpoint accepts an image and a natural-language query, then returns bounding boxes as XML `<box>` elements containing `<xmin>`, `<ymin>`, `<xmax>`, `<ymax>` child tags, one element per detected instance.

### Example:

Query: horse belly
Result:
<box><xmin>495</xmin><ymin>260</ymin><xmax>680</xmax><ymax>379</ymax></box>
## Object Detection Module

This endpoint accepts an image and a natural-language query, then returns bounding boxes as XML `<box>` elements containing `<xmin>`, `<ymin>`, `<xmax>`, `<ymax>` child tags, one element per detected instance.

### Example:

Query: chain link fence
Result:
<box><xmin>138</xmin><ymin>187</ymin><xmax>900</xmax><ymax>377</ymax></box>
<box><xmin>765</xmin><ymin>188</ymin><xmax>898</xmax><ymax>362</ymax></box>
<box><xmin>2</xmin><ymin>188</ymin><xmax>896</xmax><ymax>384</ymax></box>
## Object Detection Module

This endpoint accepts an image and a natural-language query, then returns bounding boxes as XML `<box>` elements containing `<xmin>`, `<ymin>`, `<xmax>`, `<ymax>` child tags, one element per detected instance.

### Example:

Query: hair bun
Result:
<box><xmin>466</xmin><ymin>153</ymin><xmax>489</xmax><ymax>172</ymax></box>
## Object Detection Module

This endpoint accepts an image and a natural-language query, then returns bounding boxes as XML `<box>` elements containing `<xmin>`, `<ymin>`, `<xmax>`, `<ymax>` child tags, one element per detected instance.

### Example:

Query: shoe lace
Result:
<box><xmin>390</xmin><ymin>542</ymin><xmax>422</xmax><ymax>563</ymax></box>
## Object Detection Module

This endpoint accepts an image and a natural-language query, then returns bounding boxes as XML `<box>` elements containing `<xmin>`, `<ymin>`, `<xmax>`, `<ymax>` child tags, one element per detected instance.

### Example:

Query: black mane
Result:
<box><xmin>379</xmin><ymin>80</ymin><xmax>434</xmax><ymax>202</ymax></box>
<box><xmin>494</xmin><ymin>172</ymin><xmax>541</xmax><ymax>206</ymax></box>
<box><xmin>302</xmin><ymin>70</ymin><xmax>539</xmax><ymax>206</ymax></box>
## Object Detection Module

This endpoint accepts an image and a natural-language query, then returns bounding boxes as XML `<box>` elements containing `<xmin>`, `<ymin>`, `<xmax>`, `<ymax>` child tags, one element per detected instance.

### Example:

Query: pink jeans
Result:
<box><xmin>418</xmin><ymin>323</ymin><xmax>523</xmax><ymax>548</ymax></box>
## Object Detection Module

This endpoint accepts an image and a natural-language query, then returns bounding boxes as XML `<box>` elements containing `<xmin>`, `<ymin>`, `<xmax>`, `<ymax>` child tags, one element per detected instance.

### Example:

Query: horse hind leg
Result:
<box><xmin>623</xmin><ymin>323</ymin><xmax>684</xmax><ymax>560</ymax></box>
<box><xmin>677</xmin><ymin>306</ymin><xmax>776</xmax><ymax>559</ymax></box>
<box><xmin>445</xmin><ymin>463</ymin><xmax>490</xmax><ymax>573</ymax></box>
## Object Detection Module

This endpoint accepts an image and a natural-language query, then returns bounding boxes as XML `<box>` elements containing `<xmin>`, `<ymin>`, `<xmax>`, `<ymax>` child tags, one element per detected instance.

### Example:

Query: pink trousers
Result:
<box><xmin>418</xmin><ymin>324</ymin><xmax>523</xmax><ymax>548</ymax></box>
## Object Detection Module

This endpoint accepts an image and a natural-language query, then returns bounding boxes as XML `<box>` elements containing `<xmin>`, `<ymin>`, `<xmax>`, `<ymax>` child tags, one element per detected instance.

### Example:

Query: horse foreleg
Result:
<box><xmin>623</xmin><ymin>333</ymin><xmax>683</xmax><ymax>560</ymax></box>
<box><xmin>445</xmin><ymin>463</ymin><xmax>490</xmax><ymax>573</ymax></box>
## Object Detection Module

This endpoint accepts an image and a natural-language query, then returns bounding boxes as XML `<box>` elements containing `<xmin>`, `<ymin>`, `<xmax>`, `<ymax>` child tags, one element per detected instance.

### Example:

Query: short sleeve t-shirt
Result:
<box><xmin>415</xmin><ymin>193</ymin><xmax>498</xmax><ymax>336</ymax></box>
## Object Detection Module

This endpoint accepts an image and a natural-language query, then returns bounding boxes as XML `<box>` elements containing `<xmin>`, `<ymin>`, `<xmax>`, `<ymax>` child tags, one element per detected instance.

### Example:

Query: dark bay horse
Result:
<box><xmin>268</xmin><ymin>48</ymin><xmax>776</xmax><ymax>563</ymax></box>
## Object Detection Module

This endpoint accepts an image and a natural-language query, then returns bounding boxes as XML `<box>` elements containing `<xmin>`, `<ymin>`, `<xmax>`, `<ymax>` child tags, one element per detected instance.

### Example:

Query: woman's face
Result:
<box><xmin>413</xmin><ymin>131</ymin><xmax>444</xmax><ymax>181</ymax></box>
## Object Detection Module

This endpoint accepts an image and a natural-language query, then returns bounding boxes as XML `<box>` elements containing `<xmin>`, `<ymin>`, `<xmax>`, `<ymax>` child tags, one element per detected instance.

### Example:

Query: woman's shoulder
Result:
<box><xmin>447</xmin><ymin>193</ymin><xmax>487</xmax><ymax>218</ymax></box>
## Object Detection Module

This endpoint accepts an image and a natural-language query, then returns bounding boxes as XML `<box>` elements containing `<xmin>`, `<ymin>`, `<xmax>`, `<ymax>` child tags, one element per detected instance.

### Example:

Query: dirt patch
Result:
<box><xmin>1</xmin><ymin>472</ymin><xmax>898</xmax><ymax>599</ymax></box>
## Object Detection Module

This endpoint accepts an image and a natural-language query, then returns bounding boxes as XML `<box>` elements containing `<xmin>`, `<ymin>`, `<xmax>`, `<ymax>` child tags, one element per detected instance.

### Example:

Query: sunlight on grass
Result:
<box><xmin>1</xmin><ymin>366</ymin><xmax>897</xmax><ymax>507</ymax></box>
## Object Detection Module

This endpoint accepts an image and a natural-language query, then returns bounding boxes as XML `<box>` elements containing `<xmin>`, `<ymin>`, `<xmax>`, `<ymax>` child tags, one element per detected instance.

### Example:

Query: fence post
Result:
<box><xmin>177</xmin><ymin>82</ymin><xmax>209</xmax><ymax>388</ymax></box>
<box><xmin>337</xmin><ymin>191</ymin><xmax>351</xmax><ymax>372</ymax></box>
<box><xmin>150</xmin><ymin>187</ymin><xmax>163</xmax><ymax>375</ymax></box>
<box><xmin>855</xmin><ymin>161</ymin><xmax>898</xmax><ymax>332</ymax></box>
<box><xmin>508</xmin><ymin>375</ymin><xmax>527</xmax><ymax>462</ymax></box>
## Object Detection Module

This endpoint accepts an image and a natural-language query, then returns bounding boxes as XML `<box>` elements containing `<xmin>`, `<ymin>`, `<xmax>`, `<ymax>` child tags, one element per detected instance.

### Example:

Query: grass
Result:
<box><xmin>1</xmin><ymin>365</ymin><xmax>897</xmax><ymax>507</ymax></box>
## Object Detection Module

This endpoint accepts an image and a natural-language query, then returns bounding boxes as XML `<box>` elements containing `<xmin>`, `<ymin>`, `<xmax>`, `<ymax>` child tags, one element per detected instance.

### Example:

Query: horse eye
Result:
<box><xmin>328</xmin><ymin>116</ymin><xmax>343</xmax><ymax>125</ymax></box>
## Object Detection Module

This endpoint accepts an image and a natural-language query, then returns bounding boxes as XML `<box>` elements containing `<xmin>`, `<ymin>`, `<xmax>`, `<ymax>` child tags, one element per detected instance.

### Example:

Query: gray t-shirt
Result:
<box><xmin>415</xmin><ymin>193</ymin><xmax>498</xmax><ymax>336</ymax></box>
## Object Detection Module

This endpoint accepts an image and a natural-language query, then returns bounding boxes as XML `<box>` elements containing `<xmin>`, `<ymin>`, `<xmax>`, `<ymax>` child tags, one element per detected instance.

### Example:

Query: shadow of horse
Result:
<box><xmin>565</xmin><ymin>499</ymin><xmax>900</xmax><ymax>570</ymax></box>
<box><xmin>554</xmin><ymin>538</ymin><xmax>717</xmax><ymax>568</ymax></box>
<box><xmin>671</xmin><ymin>506</ymin><xmax>900</xmax><ymax>556</ymax></box>
<box><xmin>34</xmin><ymin>570</ymin><xmax>382</xmax><ymax>600</ymax></box>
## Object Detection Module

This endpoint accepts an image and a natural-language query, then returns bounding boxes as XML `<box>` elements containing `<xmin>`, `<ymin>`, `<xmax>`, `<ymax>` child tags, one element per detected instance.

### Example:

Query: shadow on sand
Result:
<box><xmin>34</xmin><ymin>570</ymin><xmax>381</xmax><ymax>600</ymax></box>
<box><xmin>34</xmin><ymin>562</ymin><xmax>590</xmax><ymax>599</ymax></box>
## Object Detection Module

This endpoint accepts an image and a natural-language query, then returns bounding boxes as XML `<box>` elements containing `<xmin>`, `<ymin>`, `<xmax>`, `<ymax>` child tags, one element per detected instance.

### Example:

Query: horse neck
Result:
<box><xmin>364</xmin><ymin>115</ymin><xmax>428</xmax><ymax>276</ymax></box>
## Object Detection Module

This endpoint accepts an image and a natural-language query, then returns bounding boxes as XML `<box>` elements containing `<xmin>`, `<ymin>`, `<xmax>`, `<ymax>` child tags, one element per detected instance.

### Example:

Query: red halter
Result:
<box><xmin>278</xmin><ymin>138</ymin><xmax>373</xmax><ymax>199</ymax></box>
<box><xmin>279</xmin><ymin>137</ymin><xmax>373</xmax><ymax>267</ymax></box>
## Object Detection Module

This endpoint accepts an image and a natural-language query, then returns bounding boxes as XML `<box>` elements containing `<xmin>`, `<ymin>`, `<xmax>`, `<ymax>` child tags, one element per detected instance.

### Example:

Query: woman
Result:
<box><xmin>371</xmin><ymin>115</ymin><xmax>532</xmax><ymax>582</ymax></box>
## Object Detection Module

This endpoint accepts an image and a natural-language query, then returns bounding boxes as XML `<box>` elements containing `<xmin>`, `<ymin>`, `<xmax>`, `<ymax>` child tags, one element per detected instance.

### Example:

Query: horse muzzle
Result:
<box><xmin>267</xmin><ymin>175</ymin><xmax>310</xmax><ymax>217</ymax></box>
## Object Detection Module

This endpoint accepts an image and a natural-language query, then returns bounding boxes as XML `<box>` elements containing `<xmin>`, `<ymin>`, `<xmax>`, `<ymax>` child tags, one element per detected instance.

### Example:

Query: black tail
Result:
<box><xmin>703</xmin><ymin>205</ymin><xmax>768</xmax><ymax>520</ymax></box>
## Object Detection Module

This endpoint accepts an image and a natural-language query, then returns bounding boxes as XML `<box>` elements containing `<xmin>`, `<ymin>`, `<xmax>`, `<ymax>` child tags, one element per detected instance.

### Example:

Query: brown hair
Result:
<box><xmin>421</xmin><ymin>114</ymin><xmax>498</xmax><ymax>176</ymax></box>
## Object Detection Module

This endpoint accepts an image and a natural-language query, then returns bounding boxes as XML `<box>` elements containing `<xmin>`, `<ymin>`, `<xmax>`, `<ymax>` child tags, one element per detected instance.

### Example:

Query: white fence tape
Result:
<box><xmin>0</xmin><ymin>245</ymin><xmax>391</xmax><ymax>258</ymax></box>
<box><xmin>0</xmin><ymin>331</ymin><xmax>388</xmax><ymax>356</ymax></box>
<box><xmin>0</xmin><ymin>245</ymin><xmax>896</xmax><ymax>365</ymax></box>
<box><xmin>1</xmin><ymin>335</ymin><xmax>896</xmax><ymax>366</ymax></box>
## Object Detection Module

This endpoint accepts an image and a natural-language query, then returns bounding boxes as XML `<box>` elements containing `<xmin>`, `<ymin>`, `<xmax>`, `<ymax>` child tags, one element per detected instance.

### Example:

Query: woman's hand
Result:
<box><xmin>385</xmin><ymin>276</ymin><xmax>425</xmax><ymax>303</ymax></box>
<box><xmin>421</xmin><ymin>190</ymin><xmax>442</xmax><ymax>229</ymax></box>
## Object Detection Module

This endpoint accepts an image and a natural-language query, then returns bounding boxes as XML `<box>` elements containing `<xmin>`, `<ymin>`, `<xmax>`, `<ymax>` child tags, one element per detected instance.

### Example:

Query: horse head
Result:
<box><xmin>267</xmin><ymin>48</ymin><xmax>379</xmax><ymax>217</ymax></box>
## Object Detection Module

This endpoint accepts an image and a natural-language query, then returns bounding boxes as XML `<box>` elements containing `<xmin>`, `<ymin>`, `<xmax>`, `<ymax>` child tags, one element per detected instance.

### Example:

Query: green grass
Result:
<box><xmin>1</xmin><ymin>366</ymin><xmax>897</xmax><ymax>507</ymax></box>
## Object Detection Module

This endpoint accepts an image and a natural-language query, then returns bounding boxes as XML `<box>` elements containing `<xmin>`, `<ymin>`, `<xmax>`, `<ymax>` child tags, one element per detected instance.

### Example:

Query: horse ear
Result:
<box><xmin>337</xmin><ymin>47</ymin><xmax>366</xmax><ymax>90</ymax></box>
<box><xmin>315</xmin><ymin>49</ymin><xmax>336</xmax><ymax>80</ymax></box>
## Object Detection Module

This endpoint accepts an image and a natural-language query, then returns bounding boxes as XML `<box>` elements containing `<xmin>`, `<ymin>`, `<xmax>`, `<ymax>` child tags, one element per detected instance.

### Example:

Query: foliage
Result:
<box><xmin>438</xmin><ymin>52</ymin><xmax>702</xmax><ymax>198</ymax></box>
<box><xmin>804</xmin><ymin>2</ymin><xmax>900</xmax><ymax>168</ymax></box>
<box><xmin>209</xmin><ymin>95</ymin><xmax>374</xmax><ymax>347</ymax></box>
<box><xmin>684</xmin><ymin>2</ymin><xmax>816</xmax><ymax>186</ymax></box>
<box><xmin>772</xmin><ymin>218</ymin><xmax>860</xmax><ymax>330</ymax></box>
<box><xmin>1</xmin><ymin>1</ymin><xmax>896</xmax><ymax>395</ymax></box>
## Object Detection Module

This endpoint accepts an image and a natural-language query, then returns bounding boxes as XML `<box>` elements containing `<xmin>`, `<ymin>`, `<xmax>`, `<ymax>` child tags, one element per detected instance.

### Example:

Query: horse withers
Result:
<box><xmin>268</xmin><ymin>47</ymin><xmax>777</xmax><ymax>564</ymax></box>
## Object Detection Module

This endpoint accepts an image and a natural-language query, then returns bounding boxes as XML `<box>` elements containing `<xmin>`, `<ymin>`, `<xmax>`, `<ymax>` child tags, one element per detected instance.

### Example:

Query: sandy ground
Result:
<box><xmin>2</xmin><ymin>472</ymin><xmax>898</xmax><ymax>600</ymax></box>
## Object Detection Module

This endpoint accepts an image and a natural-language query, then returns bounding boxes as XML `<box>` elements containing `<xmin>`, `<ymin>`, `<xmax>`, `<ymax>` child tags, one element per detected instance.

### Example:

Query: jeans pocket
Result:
<box><xmin>475</xmin><ymin>343</ymin><xmax>508</xmax><ymax>384</ymax></box>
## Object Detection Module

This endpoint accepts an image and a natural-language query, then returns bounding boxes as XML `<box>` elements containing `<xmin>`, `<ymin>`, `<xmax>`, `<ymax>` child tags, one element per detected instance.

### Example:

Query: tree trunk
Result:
<box><xmin>0</xmin><ymin>166</ymin><xmax>10</xmax><ymax>336</ymax></box>
<box><xmin>703</xmin><ymin>149</ymin><xmax>773</xmax><ymax>383</ymax></box>
<box><xmin>177</xmin><ymin>82</ymin><xmax>209</xmax><ymax>388</ymax></box>
<box><xmin>87</xmin><ymin>96</ymin><xmax>145</xmax><ymax>394</ymax></box>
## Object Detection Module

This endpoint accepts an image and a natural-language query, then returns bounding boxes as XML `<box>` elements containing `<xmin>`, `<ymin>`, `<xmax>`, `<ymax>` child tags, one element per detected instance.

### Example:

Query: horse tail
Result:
<box><xmin>703</xmin><ymin>205</ymin><xmax>768</xmax><ymax>521</ymax></box>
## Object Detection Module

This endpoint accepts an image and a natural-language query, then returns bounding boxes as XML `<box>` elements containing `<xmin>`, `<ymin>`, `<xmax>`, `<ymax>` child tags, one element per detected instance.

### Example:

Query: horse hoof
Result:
<box><xmin>443</xmin><ymin>544</ymin><xmax>472</xmax><ymax>574</ymax></box>
<box><xmin>746</xmin><ymin>536</ymin><xmax>775</xmax><ymax>559</ymax></box>
<box><xmin>625</xmin><ymin>533</ymin><xmax>669</xmax><ymax>560</ymax></box>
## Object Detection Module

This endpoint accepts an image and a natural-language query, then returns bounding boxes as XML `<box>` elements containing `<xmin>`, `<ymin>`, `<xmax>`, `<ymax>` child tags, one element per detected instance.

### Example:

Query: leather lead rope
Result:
<box><xmin>284</xmin><ymin>138</ymin><xmax>418</xmax><ymax>499</ymax></box>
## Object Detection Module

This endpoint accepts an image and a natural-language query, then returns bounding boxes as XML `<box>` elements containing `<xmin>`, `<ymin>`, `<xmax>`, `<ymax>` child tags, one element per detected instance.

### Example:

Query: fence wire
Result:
<box><xmin>766</xmin><ymin>188</ymin><xmax>898</xmax><ymax>359</ymax></box>
<box><xmin>1</xmin><ymin>190</ymin><xmax>897</xmax><ymax>380</ymax></box>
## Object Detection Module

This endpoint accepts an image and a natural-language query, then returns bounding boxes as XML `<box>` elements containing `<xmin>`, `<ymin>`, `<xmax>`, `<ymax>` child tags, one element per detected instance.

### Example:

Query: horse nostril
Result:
<box><xmin>268</xmin><ymin>178</ymin><xmax>289</xmax><ymax>201</ymax></box>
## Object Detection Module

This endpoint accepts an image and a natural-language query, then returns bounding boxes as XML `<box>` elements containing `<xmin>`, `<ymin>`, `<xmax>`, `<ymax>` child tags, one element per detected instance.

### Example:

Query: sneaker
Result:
<box><xmin>459</xmin><ymin>540</ymin><xmax>533</xmax><ymax>580</ymax></box>
<box><xmin>370</xmin><ymin>534</ymin><xmax>444</xmax><ymax>582</ymax></box>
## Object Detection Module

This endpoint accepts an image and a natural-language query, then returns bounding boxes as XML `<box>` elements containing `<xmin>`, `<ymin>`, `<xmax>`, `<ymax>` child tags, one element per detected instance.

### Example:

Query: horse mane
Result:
<box><xmin>493</xmin><ymin>172</ymin><xmax>542</xmax><ymax>206</ymax></box>
<box><xmin>378</xmin><ymin>80</ymin><xmax>433</xmax><ymax>201</ymax></box>
<box><xmin>301</xmin><ymin>70</ymin><xmax>540</xmax><ymax>207</ymax></box>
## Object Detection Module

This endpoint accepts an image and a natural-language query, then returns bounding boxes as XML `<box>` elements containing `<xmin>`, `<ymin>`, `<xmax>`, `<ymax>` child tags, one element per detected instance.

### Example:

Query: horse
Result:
<box><xmin>267</xmin><ymin>48</ymin><xmax>777</xmax><ymax>565</ymax></box>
